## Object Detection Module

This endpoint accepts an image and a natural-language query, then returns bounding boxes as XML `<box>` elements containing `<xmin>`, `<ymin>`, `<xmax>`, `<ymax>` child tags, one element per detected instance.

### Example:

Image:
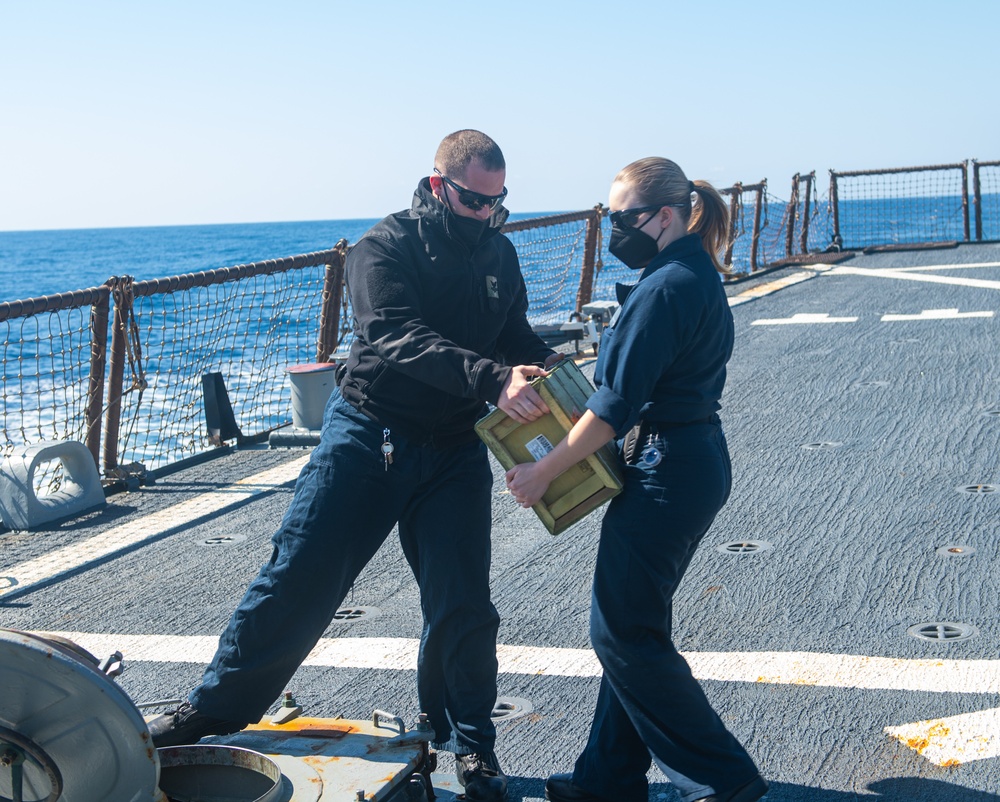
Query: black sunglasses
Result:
<box><xmin>609</xmin><ymin>203</ymin><xmax>687</xmax><ymax>229</ymax></box>
<box><xmin>434</xmin><ymin>169</ymin><xmax>508</xmax><ymax>212</ymax></box>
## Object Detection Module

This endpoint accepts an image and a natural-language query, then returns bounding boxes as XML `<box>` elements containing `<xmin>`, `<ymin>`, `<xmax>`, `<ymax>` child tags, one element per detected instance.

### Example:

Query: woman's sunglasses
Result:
<box><xmin>609</xmin><ymin>203</ymin><xmax>686</xmax><ymax>229</ymax></box>
<box><xmin>434</xmin><ymin>169</ymin><xmax>508</xmax><ymax>212</ymax></box>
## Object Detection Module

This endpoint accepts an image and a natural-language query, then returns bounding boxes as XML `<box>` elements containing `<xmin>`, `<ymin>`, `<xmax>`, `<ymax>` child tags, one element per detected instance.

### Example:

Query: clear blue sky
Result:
<box><xmin>2</xmin><ymin>1</ymin><xmax>997</xmax><ymax>231</ymax></box>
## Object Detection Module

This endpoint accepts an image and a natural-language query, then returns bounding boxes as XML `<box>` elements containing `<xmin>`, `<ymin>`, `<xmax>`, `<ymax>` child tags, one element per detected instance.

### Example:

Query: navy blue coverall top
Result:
<box><xmin>586</xmin><ymin>233</ymin><xmax>734</xmax><ymax>436</ymax></box>
<box><xmin>571</xmin><ymin>234</ymin><xmax>761</xmax><ymax>802</ymax></box>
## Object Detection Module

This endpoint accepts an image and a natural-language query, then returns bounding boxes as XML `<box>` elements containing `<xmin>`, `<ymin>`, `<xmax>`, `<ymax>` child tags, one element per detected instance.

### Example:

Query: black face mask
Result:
<box><xmin>448</xmin><ymin>213</ymin><xmax>488</xmax><ymax>250</ymax></box>
<box><xmin>609</xmin><ymin>220</ymin><xmax>660</xmax><ymax>270</ymax></box>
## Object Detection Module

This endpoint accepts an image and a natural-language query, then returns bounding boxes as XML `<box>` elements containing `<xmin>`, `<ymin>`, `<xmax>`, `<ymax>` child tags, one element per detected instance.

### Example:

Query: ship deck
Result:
<box><xmin>3</xmin><ymin>241</ymin><xmax>1000</xmax><ymax>801</ymax></box>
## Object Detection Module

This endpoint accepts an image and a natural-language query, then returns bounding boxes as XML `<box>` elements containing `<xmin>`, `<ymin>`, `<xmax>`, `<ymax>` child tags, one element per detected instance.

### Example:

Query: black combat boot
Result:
<box><xmin>147</xmin><ymin>701</ymin><xmax>247</xmax><ymax>748</ymax></box>
<box><xmin>456</xmin><ymin>750</ymin><xmax>508</xmax><ymax>802</ymax></box>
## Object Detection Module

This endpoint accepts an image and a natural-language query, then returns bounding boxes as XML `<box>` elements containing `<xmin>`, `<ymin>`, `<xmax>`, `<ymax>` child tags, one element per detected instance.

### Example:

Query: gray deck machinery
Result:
<box><xmin>0</xmin><ymin>628</ymin><xmax>437</xmax><ymax>802</ymax></box>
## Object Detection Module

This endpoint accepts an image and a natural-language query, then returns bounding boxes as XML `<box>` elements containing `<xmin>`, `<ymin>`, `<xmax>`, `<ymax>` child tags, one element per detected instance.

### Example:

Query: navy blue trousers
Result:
<box><xmin>191</xmin><ymin>388</ymin><xmax>500</xmax><ymax>753</ymax></box>
<box><xmin>572</xmin><ymin>421</ymin><xmax>760</xmax><ymax>802</ymax></box>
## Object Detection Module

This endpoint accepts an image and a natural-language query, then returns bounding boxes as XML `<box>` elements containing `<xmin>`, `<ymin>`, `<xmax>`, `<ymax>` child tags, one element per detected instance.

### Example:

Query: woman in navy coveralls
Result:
<box><xmin>506</xmin><ymin>158</ymin><xmax>767</xmax><ymax>802</ymax></box>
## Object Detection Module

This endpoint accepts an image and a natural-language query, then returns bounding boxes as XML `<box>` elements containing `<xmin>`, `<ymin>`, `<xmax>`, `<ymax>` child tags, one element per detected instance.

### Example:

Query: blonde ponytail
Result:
<box><xmin>689</xmin><ymin>181</ymin><xmax>731</xmax><ymax>275</ymax></box>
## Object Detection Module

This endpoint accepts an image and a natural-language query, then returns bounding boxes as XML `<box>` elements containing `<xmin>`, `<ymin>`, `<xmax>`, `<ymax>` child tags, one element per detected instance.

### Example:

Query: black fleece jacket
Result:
<box><xmin>338</xmin><ymin>178</ymin><xmax>555</xmax><ymax>446</ymax></box>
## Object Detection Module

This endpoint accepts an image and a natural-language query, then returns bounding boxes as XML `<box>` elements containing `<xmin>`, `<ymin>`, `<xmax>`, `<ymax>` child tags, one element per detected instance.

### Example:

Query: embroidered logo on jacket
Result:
<box><xmin>486</xmin><ymin>276</ymin><xmax>499</xmax><ymax>299</ymax></box>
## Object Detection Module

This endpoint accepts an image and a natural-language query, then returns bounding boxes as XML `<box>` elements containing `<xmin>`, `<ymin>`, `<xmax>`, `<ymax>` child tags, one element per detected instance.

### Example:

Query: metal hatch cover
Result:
<box><xmin>0</xmin><ymin>628</ymin><xmax>159</xmax><ymax>802</ymax></box>
<box><xmin>202</xmin><ymin>716</ymin><xmax>427</xmax><ymax>801</ymax></box>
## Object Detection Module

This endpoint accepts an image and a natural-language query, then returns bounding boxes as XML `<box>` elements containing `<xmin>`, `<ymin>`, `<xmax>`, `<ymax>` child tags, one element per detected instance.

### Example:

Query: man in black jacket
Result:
<box><xmin>149</xmin><ymin>130</ymin><xmax>560</xmax><ymax>802</ymax></box>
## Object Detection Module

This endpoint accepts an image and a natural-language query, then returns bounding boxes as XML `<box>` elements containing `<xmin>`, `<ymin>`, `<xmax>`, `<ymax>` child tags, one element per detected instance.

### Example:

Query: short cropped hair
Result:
<box><xmin>434</xmin><ymin>130</ymin><xmax>505</xmax><ymax>179</ymax></box>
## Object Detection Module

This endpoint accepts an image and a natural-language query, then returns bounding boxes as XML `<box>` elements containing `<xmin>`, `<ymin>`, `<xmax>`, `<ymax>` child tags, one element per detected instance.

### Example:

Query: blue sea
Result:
<box><xmin>0</xmin><ymin>195</ymin><xmax>1000</xmax><ymax>303</ymax></box>
<box><xmin>2</xmin><ymin>194</ymin><xmax>995</xmax><ymax>305</ymax></box>
<box><xmin>2</xmin><ymin>195</ymin><xmax>994</xmax><ymax>473</ymax></box>
<box><xmin>0</xmin><ymin>219</ymin><xmax>381</xmax><ymax>304</ymax></box>
<box><xmin>0</xmin><ymin>213</ymin><xmax>580</xmax><ymax>305</ymax></box>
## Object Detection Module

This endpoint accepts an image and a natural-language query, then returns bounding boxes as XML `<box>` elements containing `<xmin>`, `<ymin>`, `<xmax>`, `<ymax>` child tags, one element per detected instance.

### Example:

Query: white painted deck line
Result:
<box><xmin>884</xmin><ymin>261</ymin><xmax>1000</xmax><ymax>272</ymax></box>
<box><xmin>751</xmin><ymin>313</ymin><xmax>859</xmax><ymax>326</ymax></box>
<box><xmin>0</xmin><ymin>456</ymin><xmax>309</xmax><ymax>598</ymax></box>
<box><xmin>828</xmin><ymin>265</ymin><xmax>1000</xmax><ymax>290</ymax></box>
<box><xmin>886</xmin><ymin>708</ymin><xmax>1000</xmax><ymax>766</ymax></box>
<box><xmin>882</xmin><ymin>308</ymin><xmax>994</xmax><ymax>321</ymax></box>
<box><xmin>33</xmin><ymin>632</ymin><xmax>1000</xmax><ymax>696</ymax></box>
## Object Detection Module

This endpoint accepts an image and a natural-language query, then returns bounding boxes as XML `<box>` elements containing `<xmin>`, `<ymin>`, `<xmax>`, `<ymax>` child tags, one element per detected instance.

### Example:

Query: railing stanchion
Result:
<box><xmin>317</xmin><ymin>239</ymin><xmax>348</xmax><ymax>362</ymax></box>
<box><xmin>801</xmin><ymin>172</ymin><xmax>814</xmax><ymax>254</ymax></box>
<box><xmin>961</xmin><ymin>160</ymin><xmax>970</xmax><ymax>242</ymax></box>
<box><xmin>785</xmin><ymin>174</ymin><xmax>799</xmax><ymax>258</ymax></box>
<box><xmin>573</xmin><ymin>206</ymin><xmax>603</xmax><ymax>314</ymax></box>
<box><xmin>830</xmin><ymin>170</ymin><xmax>841</xmax><ymax>249</ymax></box>
<box><xmin>724</xmin><ymin>184</ymin><xmax>741</xmax><ymax>268</ymax></box>
<box><xmin>750</xmin><ymin>180</ymin><xmax>765</xmax><ymax>272</ymax></box>
<box><xmin>84</xmin><ymin>285</ymin><xmax>110</xmax><ymax>469</ymax></box>
<box><xmin>102</xmin><ymin>278</ymin><xmax>128</xmax><ymax>476</ymax></box>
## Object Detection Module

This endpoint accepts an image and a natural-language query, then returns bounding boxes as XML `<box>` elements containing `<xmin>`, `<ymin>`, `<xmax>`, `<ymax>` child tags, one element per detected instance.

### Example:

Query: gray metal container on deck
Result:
<box><xmin>287</xmin><ymin>363</ymin><xmax>338</xmax><ymax>430</ymax></box>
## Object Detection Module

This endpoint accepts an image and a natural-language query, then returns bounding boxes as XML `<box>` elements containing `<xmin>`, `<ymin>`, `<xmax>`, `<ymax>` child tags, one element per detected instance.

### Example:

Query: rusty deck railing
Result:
<box><xmin>3</xmin><ymin>156</ymin><xmax>997</xmax><ymax>484</ymax></box>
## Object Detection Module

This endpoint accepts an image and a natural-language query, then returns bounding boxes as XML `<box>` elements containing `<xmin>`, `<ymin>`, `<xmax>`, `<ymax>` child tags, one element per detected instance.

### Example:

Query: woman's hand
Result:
<box><xmin>506</xmin><ymin>462</ymin><xmax>554</xmax><ymax>508</ymax></box>
<box><xmin>505</xmin><ymin>410</ymin><xmax>617</xmax><ymax>510</ymax></box>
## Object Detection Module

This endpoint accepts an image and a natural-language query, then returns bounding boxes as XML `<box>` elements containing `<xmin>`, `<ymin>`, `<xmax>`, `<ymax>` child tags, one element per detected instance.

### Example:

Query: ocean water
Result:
<box><xmin>0</xmin><ymin>212</ymin><xmax>572</xmax><ymax>305</ymax></box>
<box><xmin>0</xmin><ymin>219</ymin><xmax>380</xmax><ymax>304</ymax></box>
<box><xmin>0</xmin><ymin>211</ymin><xmax>580</xmax><ymax>472</ymax></box>
<box><xmin>2</xmin><ymin>195</ymin><xmax>994</xmax><ymax>473</ymax></box>
<box><xmin>3</xmin><ymin>194</ymin><xmax>996</xmax><ymax>304</ymax></box>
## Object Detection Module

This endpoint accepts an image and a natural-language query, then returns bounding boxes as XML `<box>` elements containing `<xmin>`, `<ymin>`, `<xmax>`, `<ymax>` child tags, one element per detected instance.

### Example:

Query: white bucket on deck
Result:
<box><xmin>287</xmin><ymin>363</ymin><xmax>338</xmax><ymax>430</ymax></box>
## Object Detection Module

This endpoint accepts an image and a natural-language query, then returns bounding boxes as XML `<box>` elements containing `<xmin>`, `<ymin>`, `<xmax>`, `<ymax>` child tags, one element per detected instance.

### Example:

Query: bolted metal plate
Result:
<box><xmin>801</xmin><ymin>441</ymin><xmax>843</xmax><ymax>450</ymax></box>
<box><xmin>491</xmin><ymin>697</ymin><xmax>533</xmax><ymax>723</ymax></box>
<box><xmin>196</xmin><ymin>533</ymin><xmax>248</xmax><ymax>547</ymax></box>
<box><xmin>210</xmin><ymin>717</ymin><xmax>424</xmax><ymax>802</ymax></box>
<box><xmin>936</xmin><ymin>545</ymin><xmax>976</xmax><ymax>557</ymax></box>
<box><xmin>331</xmin><ymin>606</ymin><xmax>381</xmax><ymax>623</ymax></box>
<box><xmin>716</xmin><ymin>540</ymin><xmax>773</xmax><ymax>555</ymax></box>
<box><xmin>956</xmin><ymin>484</ymin><xmax>998</xmax><ymax>495</ymax></box>
<box><xmin>907</xmin><ymin>622</ymin><xmax>977</xmax><ymax>643</ymax></box>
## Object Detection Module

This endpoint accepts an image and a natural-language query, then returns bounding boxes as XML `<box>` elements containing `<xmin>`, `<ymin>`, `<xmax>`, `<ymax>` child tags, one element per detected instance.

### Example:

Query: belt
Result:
<box><xmin>622</xmin><ymin>416</ymin><xmax>715</xmax><ymax>465</ymax></box>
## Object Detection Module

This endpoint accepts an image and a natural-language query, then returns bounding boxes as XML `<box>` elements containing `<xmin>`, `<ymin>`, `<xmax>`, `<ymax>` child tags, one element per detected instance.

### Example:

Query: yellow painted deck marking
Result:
<box><xmin>0</xmin><ymin>456</ymin><xmax>309</xmax><ymax>597</ymax></box>
<box><xmin>727</xmin><ymin>270</ymin><xmax>821</xmax><ymax>307</ymax></box>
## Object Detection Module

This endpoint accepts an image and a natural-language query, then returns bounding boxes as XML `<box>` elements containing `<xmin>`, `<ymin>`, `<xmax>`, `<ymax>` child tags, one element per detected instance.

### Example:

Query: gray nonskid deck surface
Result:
<box><xmin>2</xmin><ymin>243</ymin><xmax>1000</xmax><ymax>800</ymax></box>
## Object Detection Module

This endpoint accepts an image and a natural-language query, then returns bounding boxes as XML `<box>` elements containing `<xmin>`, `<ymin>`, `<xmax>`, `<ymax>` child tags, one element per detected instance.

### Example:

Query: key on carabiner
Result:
<box><xmin>381</xmin><ymin>428</ymin><xmax>394</xmax><ymax>471</ymax></box>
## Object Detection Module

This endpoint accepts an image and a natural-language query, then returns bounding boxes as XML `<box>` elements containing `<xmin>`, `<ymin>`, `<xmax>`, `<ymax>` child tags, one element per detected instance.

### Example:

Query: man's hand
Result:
<box><xmin>497</xmin><ymin>365</ymin><xmax>550</xmax><ymax>424</ymax></box>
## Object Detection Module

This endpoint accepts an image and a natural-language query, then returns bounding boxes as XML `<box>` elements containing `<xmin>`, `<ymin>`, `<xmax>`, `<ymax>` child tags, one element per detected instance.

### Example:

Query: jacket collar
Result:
<box><xmin>411</xmin><ymin>177</ymin><xmax>509</xmax><ymax>245</ymax></box>
<box><xmin>615</xmin><ymin>234</ymin><xmax>707</xmax><ymax>306</ymax></box>
<box><xmin>637</xmin><ymin>233</ymin><xmax>704</xmax><ymax>281</ymax></box>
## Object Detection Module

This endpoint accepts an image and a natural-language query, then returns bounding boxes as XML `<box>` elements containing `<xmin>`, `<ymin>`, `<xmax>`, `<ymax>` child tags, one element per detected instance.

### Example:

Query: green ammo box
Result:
<box><xmin>475</xmin><ymin>359</ymin><xmax>623</xmax><ymax>535</ymax></box>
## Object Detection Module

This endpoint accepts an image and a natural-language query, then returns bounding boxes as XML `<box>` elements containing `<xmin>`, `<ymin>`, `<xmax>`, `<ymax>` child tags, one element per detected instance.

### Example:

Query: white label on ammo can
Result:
<box><xmin>525</xmin><ymin>434</ymin><xmax>554</xmax><ymax>462</ymax></box>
